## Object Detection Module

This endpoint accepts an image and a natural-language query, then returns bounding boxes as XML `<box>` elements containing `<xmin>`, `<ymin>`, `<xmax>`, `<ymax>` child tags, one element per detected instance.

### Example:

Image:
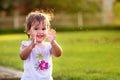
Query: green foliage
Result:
<box><xmin>0</xmin><ymin>28</ymin><xmax>24</xmax><ymax>34</ymax></box>
<box><xmin>0</xmin><ymin>30</ymin><xmax>120</xmax><ymax>80</ymax></box>
<box><xmin>114</xmin><ymin>2</ymin><xmax>120</xmax><ymax>17</ymax></box>
<box><xmin>41</xmin><ymin>0</ymin><xmax>101</xmax><ymax>13</ymax></box>
<box><xmin>112</xmin><ymin>2</ymin><xmax>120</xmax><ymax>25</ymax></box>
<box><xmin>0</xmin><ymin>25</ymin><xmax>120</xmax><ymax>34</ymax></box>
<box><xmin>0</xmin><ymin>0</ymin><xmax>101</xmax><ymax>15</ymax></box>
<box><xmin>52</xmin><ymin>25</ymin><xmax>120</xmax><ymax>32</ymax></box>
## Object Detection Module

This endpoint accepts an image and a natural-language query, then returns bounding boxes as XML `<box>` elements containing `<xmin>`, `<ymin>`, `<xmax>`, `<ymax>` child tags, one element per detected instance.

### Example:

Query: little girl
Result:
<box><xmin>20</xmin><ymin>10</ymin><xmax>62</xmax><ymax>80</ymax></box>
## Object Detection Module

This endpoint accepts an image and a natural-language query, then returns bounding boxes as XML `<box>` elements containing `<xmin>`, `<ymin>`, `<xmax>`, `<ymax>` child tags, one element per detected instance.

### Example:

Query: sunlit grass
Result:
<box><xmin>0</xmin><ymin>30</ymin><xmax>120</xmax><ymax>80</ymax></box>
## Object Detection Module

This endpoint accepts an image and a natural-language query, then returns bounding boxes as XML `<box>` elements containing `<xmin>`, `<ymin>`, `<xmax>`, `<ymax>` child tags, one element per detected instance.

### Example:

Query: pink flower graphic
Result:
<box><xmin>39</xmin><ymin>60</ymin><xmax>48</xmax><ymax>70</ymax></box>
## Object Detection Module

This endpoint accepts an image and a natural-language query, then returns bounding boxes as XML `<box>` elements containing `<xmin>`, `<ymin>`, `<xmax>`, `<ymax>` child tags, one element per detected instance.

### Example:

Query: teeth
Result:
<box><xmin>37</xmin><ymin>35</ymin><xmax>44</xmax><ymax>38</ymax></box>
<box><xmin>40</xmin><ymin>34</ymin><xmax>44</xmax><ymax>37</ymax></box>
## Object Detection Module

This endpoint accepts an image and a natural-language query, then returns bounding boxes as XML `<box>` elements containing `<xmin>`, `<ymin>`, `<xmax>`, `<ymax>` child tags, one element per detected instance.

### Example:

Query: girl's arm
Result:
<box><xmin>47</xmin><ymin>29</ymin><xmax>62</xmax><ymax>57</ymax></box>
<box><xmin>50</xmin><ymin>40</ymin><xmax>62</xmax><ymax>57</ymax></box>
<box><xmin>20</xmin><ymin>40</ymin><xmax>36</xmax><ymax>60</ymax></box>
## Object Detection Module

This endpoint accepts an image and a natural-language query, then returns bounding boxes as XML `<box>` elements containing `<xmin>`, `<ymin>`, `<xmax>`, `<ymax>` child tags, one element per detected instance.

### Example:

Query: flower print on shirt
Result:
<box><xmin>35</xmin><ymin>54</ymin><xmax>49</xmax><ymax>71</ymax></box>
<box><xmin>36</xmin><ymin>54</ymin><xmax>43</xmax><ymax>60</ymax></box>
<box><xmin>39</xmin><ymin>60</ymin><xmax>48</xmax><ymax>70</ymax></box>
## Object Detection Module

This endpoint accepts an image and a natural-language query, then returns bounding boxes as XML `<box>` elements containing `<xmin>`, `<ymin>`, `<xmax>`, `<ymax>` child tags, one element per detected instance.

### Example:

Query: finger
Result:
<box><xmin>33</xmin><ymin>32</ymin><xmax>37</xmax><ymax>44</ymax></box>
<box><xmin>34</xmin><ymin>36</ymin><xmax>36</xmax><ymax>44</ymax></box>
<box><xmin>50</xmin><ymin>29</ymin><xmax>56</xmax><ymax>35</ymax></box>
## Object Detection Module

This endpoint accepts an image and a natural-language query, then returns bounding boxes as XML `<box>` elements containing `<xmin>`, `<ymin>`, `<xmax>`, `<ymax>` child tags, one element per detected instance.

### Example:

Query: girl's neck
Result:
<box><xmin>37</xmin><ymin>41</ymin><xmax>45</xmax><ymax>49</ymax></box>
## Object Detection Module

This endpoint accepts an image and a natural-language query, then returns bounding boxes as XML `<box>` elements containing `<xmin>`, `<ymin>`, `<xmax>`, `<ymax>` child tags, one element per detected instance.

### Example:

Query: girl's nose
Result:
<box><xmin>37</xmin><ymin>29</ymin><xmax>43</xmax><ymax>34</ymax></box>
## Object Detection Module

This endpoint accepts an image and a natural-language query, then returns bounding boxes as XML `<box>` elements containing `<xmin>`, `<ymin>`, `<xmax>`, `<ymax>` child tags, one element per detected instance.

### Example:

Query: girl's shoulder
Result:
<box><xmin>21</xmin><ymin>40</ymin><xmax>31</xmax><ymax>46</ymax></box>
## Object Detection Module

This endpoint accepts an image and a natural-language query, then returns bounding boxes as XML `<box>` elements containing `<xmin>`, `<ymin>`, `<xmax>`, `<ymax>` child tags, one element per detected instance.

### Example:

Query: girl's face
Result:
<box><xmin>27</xmin><ymin>20</ymin><xmax>48</xmax><ymax>43</ymax></box>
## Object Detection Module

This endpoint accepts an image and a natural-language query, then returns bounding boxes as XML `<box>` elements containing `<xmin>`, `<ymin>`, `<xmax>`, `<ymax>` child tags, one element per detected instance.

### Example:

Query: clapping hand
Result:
<box><xmin>47</xmin><ymin>29</ymin><xmax>56</xmax><ymax>42</ymax></box>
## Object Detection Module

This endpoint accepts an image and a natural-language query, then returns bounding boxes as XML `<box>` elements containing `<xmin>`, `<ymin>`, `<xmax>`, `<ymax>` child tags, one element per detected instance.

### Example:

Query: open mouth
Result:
<box><xmin>36</xmin><ymin>34</ymin><xmax>44</xmax><ymax>39</ymax></box>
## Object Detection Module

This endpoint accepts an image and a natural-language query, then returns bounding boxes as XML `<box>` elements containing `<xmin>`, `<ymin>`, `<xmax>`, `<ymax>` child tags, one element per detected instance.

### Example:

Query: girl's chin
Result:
<box><xmin>36</xmin><ymin>37</ymin><xmax>46</xmax><ymax>43</ymax></box>
<box><xmin>36</xmin><ymin>39</ymin><xmax>43</xmax><ymax>43</ymax></box>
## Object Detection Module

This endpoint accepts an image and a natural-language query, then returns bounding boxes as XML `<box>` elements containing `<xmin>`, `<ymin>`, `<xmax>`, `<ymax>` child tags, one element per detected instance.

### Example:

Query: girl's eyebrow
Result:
<box><xmin>35</xmin><ymin>23</ymin><xmax>40</xmax><ymax>27</ymax></box>
<box><xmin>34</xmin><ymin>25</ymin><xmax>39</xmax><ymax>28</ymax></box>
<box><xmin>33</xmin><ymin>24</ymin><xmax>40</xmax><ymax>28</ymax></box>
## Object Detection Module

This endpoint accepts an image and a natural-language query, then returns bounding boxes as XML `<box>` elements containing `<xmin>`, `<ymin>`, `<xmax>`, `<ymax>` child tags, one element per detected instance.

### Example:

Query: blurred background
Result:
<box><xmin>0</xmin><ymin>0</ymin><xmax>120</xmax><ymax>80</ymax></box>
<box><xmin>0</xmin><ymin>0</ymin><xmax>120</xmax><ymax>32</ymax></box>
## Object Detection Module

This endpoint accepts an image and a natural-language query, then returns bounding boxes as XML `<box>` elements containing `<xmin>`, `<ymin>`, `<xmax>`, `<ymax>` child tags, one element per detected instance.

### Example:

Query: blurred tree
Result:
<box><xmin>0</xmin><ymin>0</ymin><xmax>14</xmax><ymax>15</ymax></box>
<box><xmin>66</xmin><ymin>0</ymin><xmax>101</xmax><ymax>13</ymax></box>
<box><xmin>114</xmin><ymin>0</ymin><xmax>120</xmax><ymax>16</ymax></box>
<box><xmin>0</xmin><ymin>0</ymin><xmax>102</xmax><ymax>15</ymax></box>
<box><xmin>34</xmin><ymin>0</ymin><xmax>102</xmax><ymax>13</ymax></box>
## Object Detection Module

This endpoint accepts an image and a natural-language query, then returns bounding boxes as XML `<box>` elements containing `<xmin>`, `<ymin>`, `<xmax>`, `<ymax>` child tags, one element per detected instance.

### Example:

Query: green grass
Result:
<box><xmin>0</xmin><ymin>30</ymin><xmax>120</xmax><ymax>80</ymax></box>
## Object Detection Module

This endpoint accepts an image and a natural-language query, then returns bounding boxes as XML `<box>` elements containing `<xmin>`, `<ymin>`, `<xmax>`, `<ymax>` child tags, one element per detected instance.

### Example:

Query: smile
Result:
<box><xmin>37</xmin><ymin>34</ymin><xmax>44</xmax><ymax>39</ymax></box>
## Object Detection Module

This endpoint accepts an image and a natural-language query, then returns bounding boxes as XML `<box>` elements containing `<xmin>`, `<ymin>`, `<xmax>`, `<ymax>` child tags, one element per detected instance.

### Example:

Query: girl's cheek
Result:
<box><xmin>31</xmin><ymin>30</ymin><xmax>36</xmax><ymax>35</ymax></box>
<box><xmin>45</xmin><ymin>32</ymin><xmax>48</xmax><ymax>37</ymax></box>
<box><xmin>29</xmin><ymin>31</ymin><xmax>36</xmax><ymax>38</ymax></box>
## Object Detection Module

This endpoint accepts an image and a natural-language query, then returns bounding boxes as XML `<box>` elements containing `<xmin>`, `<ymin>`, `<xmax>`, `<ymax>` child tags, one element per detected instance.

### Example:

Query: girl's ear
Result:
<box><xmin>27</xmin><ymin>30</ymin><xmax>30</xmax><ymax>35</ymax></box>
<box><xmin>27</xmin><ymin>30</ymin><xmax>30</xmax><ymax>38</ymax></box>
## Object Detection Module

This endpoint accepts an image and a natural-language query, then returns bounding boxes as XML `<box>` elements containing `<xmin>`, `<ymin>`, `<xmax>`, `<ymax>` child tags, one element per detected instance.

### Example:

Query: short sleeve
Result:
<box><xmin>20</xmin><ymin>40</ymin><xmax>31</xmax><ymax>51</ymax></box>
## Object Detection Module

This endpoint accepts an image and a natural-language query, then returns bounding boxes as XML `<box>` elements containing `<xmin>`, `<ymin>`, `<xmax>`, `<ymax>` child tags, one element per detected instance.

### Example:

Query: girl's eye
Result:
<box><xmin>42</xmin><ymin>28</ymin><xmax>46</xmax><ymax>30</ymax></box>
<box><xmin>34</xmin><ymin>28</ymin><xmax>38</xmax><ymax>30</ymax></box>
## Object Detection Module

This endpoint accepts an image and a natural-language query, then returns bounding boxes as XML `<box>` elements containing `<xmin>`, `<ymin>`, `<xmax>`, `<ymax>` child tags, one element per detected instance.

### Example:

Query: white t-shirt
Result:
<box><xmin>20</xmin><ymin>41</ymin><xmax>53</xmax><ymax>80</ymax></box>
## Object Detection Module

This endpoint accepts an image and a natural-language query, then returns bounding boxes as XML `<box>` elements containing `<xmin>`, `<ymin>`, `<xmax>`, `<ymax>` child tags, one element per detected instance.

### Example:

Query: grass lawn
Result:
<box><xmin>0</xmin><ymin>30</ymin><xmax>120</xmax><ymax>80</ymax></box>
